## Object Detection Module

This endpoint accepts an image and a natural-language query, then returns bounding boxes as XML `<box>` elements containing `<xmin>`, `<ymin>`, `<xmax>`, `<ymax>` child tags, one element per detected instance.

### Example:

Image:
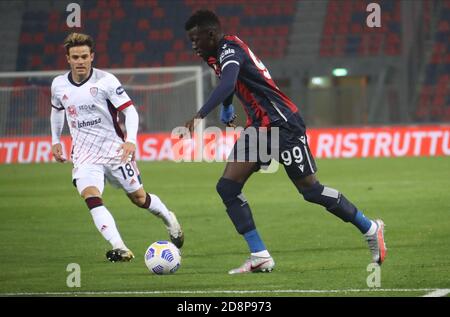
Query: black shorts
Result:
<box><xmin>228</xmin><ymin>113</ymin><xmax>317</xmax><ymax>180</ymax></box>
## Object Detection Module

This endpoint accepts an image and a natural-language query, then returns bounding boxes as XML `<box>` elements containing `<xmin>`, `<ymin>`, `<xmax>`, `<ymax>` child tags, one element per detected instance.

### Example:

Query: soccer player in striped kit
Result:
<box><xmin>50</xmin><ymin>33</ymin><xmax>183</xmax><ymax>262</ymax></box>
<box><xmin>183</xmin><ymin>11</ymin><xmax>386</xmax><ymax>274</ymax></box>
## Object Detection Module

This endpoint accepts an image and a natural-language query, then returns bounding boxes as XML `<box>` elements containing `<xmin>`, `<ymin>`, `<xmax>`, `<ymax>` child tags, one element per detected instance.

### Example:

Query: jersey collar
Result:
<box><xmin>68</xmin><ymin>68</ymin><xmax>93</xmax><ymax>87</ymax></box>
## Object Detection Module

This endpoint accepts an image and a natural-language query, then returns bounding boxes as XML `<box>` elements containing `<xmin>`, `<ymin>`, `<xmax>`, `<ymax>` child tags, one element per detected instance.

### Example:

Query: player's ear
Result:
<box><xmin>91</xmin><ymin>52</ymin><xmax>95</xmax><ymax>62</ymax></box>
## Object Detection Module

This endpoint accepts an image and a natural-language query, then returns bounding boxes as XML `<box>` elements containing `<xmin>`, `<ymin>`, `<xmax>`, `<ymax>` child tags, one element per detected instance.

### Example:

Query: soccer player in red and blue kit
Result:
<box><xmin>184</xmin><ymin>10</ymin><xmax>386</xmax><ymax>274</ymax></box>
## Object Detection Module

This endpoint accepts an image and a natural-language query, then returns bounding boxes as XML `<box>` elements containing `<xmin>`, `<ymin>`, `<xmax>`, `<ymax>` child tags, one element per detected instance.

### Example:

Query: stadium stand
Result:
<box><xmin>15</xmin><ymin>0</ymin><xmax>296</xmax><ymax>71</ymax></box>
<box><xmin>415</xmin><ymin>0</ymin><xmax>450</xmax><ymax>121</ymax></box>
<box><xmin>320</xmin><ymin>0</ymin><xmax>402</xmax><ymax>57</ymax></box>
<box><xmin>2</xmin><ymin>0</ymin><xmax>448</xmax><ymax>129</ymax></box>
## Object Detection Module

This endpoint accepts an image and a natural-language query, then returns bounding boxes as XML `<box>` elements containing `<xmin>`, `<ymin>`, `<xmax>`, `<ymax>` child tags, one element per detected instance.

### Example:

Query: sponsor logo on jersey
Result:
<box><xmin>71</xmin><ymin>120</ymin><xmax>76</xmax><ymax>128</ymax></box>
<box><xmin>219</xmin><ymin>48</ymin><xmax>236</xmax><ymax>63</ymax></box>
<box><xmin>62</xmin><ymin>94</ymin><xmax>69</xmax><ymax>101</ymax></box>
<box><xmin>116</xmin><ymin>86</ymin><xmax>125</xmax><ymax>95</ymax></box>
<box><xmin>68</xmin><ymin>105</ymin><xmax>78</xmax><ymax>118</ymax></box>
<box><xmin>90</xmin><ymin>87</ymin><xmax>98</xmax><ymax>97</ymax></box>
<box><xmin>77</xmin><ymin>117</ymin><xmax>102</xmax><ymax>128</ymax></box>
<box><xmin>78</xmin><ymin>104</ymin><xmax>96</xmax><ymax>111</ymax></box>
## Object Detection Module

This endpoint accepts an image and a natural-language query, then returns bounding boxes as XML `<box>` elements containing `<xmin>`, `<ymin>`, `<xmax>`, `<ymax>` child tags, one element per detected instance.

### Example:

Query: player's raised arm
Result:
<box><xmin>184</xmin><ymin>62</ymin><xmax>240</xmax><ymax>133</ymax></box>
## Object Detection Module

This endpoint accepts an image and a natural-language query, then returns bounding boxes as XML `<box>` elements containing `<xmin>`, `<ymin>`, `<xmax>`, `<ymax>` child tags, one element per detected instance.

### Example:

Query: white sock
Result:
<box><xmin>90</xmin><ymin>206</ymin><xmax>127</xmax><ymax>250</ymax></box>
<box><xmin>148</xmin><ymin>194</ymin><xmax>171</xmax><ymax>225</ymax></box>
<box><xmin>364</xmin><ymin>221</ymin><xmax>378</xmax><ymax>236</ymax></box>
<box><xmin>251</xmin><ymin>250</ymin><xmax>271</xmax><ymax>258</ymax></box>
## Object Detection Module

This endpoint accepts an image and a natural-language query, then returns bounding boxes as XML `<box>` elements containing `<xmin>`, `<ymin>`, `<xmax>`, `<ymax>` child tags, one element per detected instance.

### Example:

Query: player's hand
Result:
<box><xmin>220</xmin><ymin>103</ymin><xmax>237</xmax><ymax>128</ymax></box>
<box><xmin>119</xmin><ymin>142</ymin><xmax>136</xmax><ymax>163</ymax></box>
<box><xmin>51</xmin><ymin>143</ymin><xmax>66</xmax><ymax>163</ymax></box>
<box><xmin>181</xmin><ymin>113</ymin><xmax>203</xmax><ymax>138</ymax></box>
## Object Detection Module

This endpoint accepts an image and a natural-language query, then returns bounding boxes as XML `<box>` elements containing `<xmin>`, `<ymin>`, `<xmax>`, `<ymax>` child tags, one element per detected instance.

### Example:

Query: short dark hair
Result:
<box><xmin>64</xmin><ymin>32</ymin><xmax>95</xmax><ymax>54</ymax></box>
<box><xmin>184</xmin><ymin>10</ymin><xmax>221</xmax><ymax>31</ymax></box>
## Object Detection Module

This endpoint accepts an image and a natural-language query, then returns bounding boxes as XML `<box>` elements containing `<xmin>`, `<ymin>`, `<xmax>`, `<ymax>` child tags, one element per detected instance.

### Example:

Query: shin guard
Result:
<box><xmin>216</xmin><ymin>177</ymin><xmax>256</xmax><ymax>234</ymax></box>
<box><xmin>300</xmin><ymin>182</ymin><xmax>357</xmax><ymax>222</ymax></box>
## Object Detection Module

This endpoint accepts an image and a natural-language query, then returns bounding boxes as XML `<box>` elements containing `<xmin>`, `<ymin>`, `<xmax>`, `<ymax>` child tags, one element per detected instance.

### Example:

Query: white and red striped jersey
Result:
<box><xmin>51</xmin><ymin>68</ymin><xmax>133</xmax><ymax>167</ymax></box>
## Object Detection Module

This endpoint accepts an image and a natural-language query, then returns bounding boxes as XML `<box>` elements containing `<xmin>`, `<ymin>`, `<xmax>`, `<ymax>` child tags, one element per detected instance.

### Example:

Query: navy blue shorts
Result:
<box><xmin>228</xmin><ymin>113</ymin><xmax>317</xmax><ymax>180</ymax></box>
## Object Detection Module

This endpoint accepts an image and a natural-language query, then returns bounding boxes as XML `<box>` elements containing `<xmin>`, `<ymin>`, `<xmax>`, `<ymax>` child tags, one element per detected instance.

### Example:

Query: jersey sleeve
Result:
<box><xmin>50</xmin><ymin>79</ymin><xmax>64</xmax><ymax>110</ymax></box>
<box><xmin>218</xmin><ymin>41</ymin><xmax>245</xmax><ymax>73</ymax></box>
<box><xmin>105</xmin><ymin>74</ymin><xmax>133</xmax><ymax>111</ymax></box>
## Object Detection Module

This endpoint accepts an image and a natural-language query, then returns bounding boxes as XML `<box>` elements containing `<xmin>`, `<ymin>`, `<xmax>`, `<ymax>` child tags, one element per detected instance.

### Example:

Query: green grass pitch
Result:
<box><xmin>0</xmin><ymin>157</ymin><xmax>449</xmax><ymax>297</ymax></box>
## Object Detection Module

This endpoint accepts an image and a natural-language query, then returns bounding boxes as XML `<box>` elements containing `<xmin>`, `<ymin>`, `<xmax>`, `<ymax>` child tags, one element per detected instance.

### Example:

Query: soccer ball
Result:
<box><xmin>144</xmin><ymin>241</ymin><xmax>181</xmax><ymax>275</ymax></box>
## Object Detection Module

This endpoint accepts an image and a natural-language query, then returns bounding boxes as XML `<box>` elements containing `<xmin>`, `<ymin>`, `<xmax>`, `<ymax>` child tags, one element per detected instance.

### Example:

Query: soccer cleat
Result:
<box><xmin>228</xmin><ymin>255</ymin><xmax>275</xmax><ymax>274</ymax></box>
<box><xmin>165</xmin><ymin>211</ymin><xmax>184</xmax><ymax>249</ymax></box>
<box><xmin>366</xmin><ymin>219</ymin><xmax>387</xmax><ymax>265</ymax></box>
<box><xmin>106</xmin><ymin>248</ymin><xmax>135</xmax><ymax>262</ymax></box>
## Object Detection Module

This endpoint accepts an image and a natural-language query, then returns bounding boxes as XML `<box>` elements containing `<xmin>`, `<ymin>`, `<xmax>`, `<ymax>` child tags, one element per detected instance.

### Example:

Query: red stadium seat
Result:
<box><xmin>113</xmin><ymin>9</ymin><xmax>126</xmax><ymax>20</ymax></box>
<box><xmin>87</xmin><ymin>9</ymin><xmax>99</xmax><ymax>20</ymax></box>
<box><xmin>153</xmin><ymin>8</ymin><xmax>165</xmax><ymax>19</ymax></box>
<box><xmin>124</xmin><ymin>54</ymin><xmax>136</xmax><ymax>67</ymax></box>
<box><xmin>96</xmin><ymin>42</ymin><xmax>107</xmax><ymax>54</ymax></box>
<box><xmin>44</xmin><ymin>44</ymin><xmax>56</xmax><ymax>55</ymax></box>
<box><xmin>120</xmin><ymin>41</ymin><xmax>132</xmax><ymax>53</ymax></box>
<box><xmin>47</xmin><ymin>20</ymin><xmax>59</xmax><ymax>33</ymax></box>
<box><xmin>134</xmin><ymin>41</ymin><xmax>145</xmax><ymax>53</ymax></box>
<box><xmin>31</xmin><ymin>55</ymin><xmax>42</xmax><ymax>67</ymax></box>
<box><xmin>148</xmin><ymin>30</ymin><xmax>160</xmax><ymax>41</ymax></box>
<box><xmin>138</xmin><ymin>19</ymin><xmax>150</xmax><ymax>30</ymax></box>
<box><xmin>34</xmin><ymin>33</ymin><xmax>45</xmax><ymax>45</ymax></box>
<box><xmin>173</xmin><ymin>39</ymin><xmax>185</xmax><ymax>51</ymax></box>
<box><xmin>100</xmin><ymin>10</ymin><xmax>112</xmax><ymax>20</ymax></box>
<box><xmin>164</xmin><ymin>52</ymin><xmax>177</xmax><ymax>65</ymax></box>
<box><xmin>351</xmin><ymin>23</ymin><xmax>363</xmax><ymax>34</ymax></box>
<box><xmin>162</xmin><ymin>29</ymin><xmax>174</xmax><ymax>41</ymax></box>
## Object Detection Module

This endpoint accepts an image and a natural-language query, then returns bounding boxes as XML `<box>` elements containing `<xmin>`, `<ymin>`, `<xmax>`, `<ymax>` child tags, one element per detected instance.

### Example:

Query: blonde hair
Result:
<box><xmin>63</xmin><ymin>32</ymin><xmax>94</xmax><ymax>54</ymax></box>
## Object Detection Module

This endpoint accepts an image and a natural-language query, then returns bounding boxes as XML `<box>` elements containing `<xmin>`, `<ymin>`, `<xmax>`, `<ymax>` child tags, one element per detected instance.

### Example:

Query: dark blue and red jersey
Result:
<box><xmin>208</xmin><ymin>35</ymin><xmax>299</xmax><ymax>128</ymax></box>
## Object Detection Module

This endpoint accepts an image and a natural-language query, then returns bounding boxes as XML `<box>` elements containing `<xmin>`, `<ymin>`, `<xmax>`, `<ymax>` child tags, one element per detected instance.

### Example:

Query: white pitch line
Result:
<box><xmin>0</xmin><ymin>288</ymin><xmax>446</xmax><ymax>296</ymax></box>
<box><xmin>423</xmin><ymin>289</ymin><xmax>450</xmax><ymax>297</ymax></box>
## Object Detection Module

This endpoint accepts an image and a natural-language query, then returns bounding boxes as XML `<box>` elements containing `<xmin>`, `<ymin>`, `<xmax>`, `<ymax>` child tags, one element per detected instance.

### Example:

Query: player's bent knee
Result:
<box><xmin>300</xmin><ymin>181</ymin><xmax>324</xmax><ymax>202</ymax></box>
<box><xmin>133</xmin><ymin>196</ymin><xmax>147</xmax><ymax>207</ymax></box>
<box><xmin>216</xmin><ymin>177</ymin><xmax>243</xmax><ymax>204</ymax></box>
<box><xmin>299</xmin><ymin>182</ymin><xmax>356</xmax><ymax>222</ymax></box>
<box><xmin>81</xmin><ymin>186</ymin><xmax>102</xmax><ymax>200</ymax></box>
<box><xmin>128</xmin><ymin>192</ymin><xmax>150</xmax><ymax>208</ymax></box>
<box><xmin>128</xmin><ymin>189</ymin><xmax>148</xmax><ymax>208</ymax></box>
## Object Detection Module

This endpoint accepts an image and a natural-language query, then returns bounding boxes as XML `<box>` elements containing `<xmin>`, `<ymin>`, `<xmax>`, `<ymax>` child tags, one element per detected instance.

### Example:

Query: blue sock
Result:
<box><xmin>351</xmin><ymin>210</ymin><xmax>373</xmax><ymax>234</ymax></box>
<box><xmin>243</xmin><ymin>229</ymin><xmax>266</xmax><ymax>253</ymax></box>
